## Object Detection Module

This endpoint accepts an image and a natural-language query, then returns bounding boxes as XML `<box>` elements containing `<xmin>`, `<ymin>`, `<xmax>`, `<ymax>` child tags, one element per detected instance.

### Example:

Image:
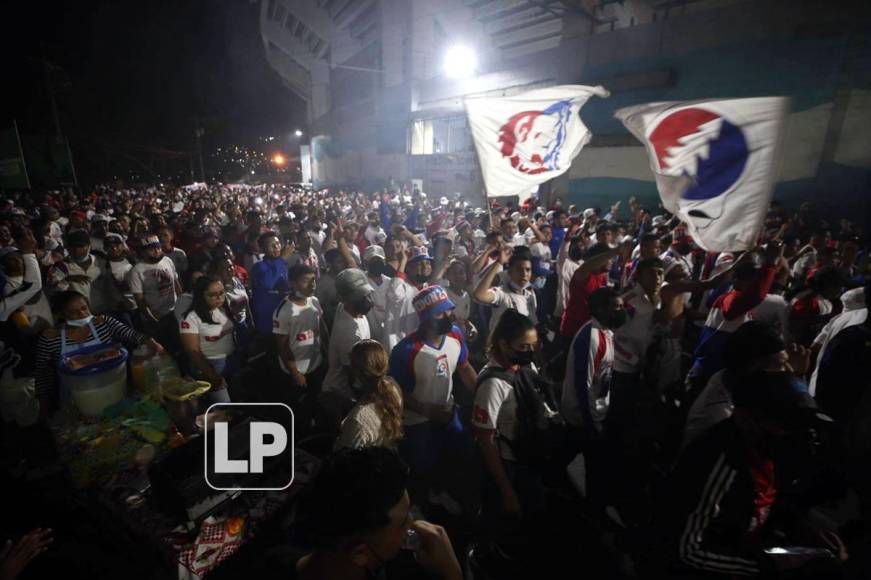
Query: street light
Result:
<box><xmin>443</xmin><ymin>45</ymin><xmax>477</xmax><ymax>79</ymax></box>
<box><xmin>294</xmin><ymin>129</ymin><xmax>303</xmax><ymax>137</ymax></box>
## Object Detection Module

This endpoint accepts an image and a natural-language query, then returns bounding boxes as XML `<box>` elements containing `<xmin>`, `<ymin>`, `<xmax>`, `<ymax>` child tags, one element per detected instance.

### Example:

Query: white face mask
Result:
<box><xmin>66</xmin><ymin>315</ymin><xmax>94</xmax><ymax>327</ymax></box>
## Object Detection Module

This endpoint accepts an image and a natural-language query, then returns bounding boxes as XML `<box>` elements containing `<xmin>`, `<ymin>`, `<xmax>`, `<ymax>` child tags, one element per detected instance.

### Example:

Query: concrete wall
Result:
<box><xmin>306</xmin><ymin>0</ymin><xmax>871</xmax><ymax>221</ymax></box>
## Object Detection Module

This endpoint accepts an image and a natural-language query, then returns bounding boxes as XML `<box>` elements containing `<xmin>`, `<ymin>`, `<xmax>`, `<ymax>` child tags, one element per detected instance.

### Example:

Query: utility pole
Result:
<box><xmin>194</xmin><ymin>119</ymin><xmax>205</xmax><ymax>182</ymax></box>
<box><xmin>41</xmin><ymin>49</ymin><xmax>62</xmax><ymax>141</ymax></box>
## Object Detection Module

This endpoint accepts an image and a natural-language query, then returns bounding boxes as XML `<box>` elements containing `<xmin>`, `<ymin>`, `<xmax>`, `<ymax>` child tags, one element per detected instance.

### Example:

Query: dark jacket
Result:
<box><xmin>656</xmin><ymin>419</ymin><xmax>764</xmax><ymax>576</ymax></box>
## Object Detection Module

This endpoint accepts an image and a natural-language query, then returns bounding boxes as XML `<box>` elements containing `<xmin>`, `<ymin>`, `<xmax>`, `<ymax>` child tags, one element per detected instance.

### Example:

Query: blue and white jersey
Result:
<box><xmin>389</xmin><ymin>325</ymin><xmax>469</xmax><ymax>426</ymax></box>
<box><xmin>562</xmin><ymin>319</ymin><xmax>614</xmax><ymax>432</ymax></box>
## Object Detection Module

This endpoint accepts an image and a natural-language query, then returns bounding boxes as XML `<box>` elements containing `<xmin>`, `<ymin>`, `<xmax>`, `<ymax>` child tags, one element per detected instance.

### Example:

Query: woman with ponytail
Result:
<box><xmin>335</xmin><ymin>339</ymin><xmax>404</xmax><ymax>450</ymax></box>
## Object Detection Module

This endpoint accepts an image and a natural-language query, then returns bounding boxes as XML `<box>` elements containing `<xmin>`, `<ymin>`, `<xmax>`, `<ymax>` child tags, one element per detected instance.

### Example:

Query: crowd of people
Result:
<box><xmin>0</xmin><ymin>182</ymin><xmax>868</xmax><ymax>579</ymax></box>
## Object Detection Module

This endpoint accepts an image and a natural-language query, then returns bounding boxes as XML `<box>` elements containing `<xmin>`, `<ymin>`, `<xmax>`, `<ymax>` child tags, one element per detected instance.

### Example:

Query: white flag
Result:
<box><xmin>465</xmin><ymin>85</ymin><xmax>609</xmax><ymax>199</ymax></box>
<box><xmin>616</xmin><ymin>97</ymin><xmax>788</xmax><ymax>252</ymax></box>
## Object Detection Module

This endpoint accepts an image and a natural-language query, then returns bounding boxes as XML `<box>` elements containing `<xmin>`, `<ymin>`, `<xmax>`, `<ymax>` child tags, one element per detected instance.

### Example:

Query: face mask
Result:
<box><xmin>294</xmin><ymin>283</ymin><xmax>315</xmax><ymax>299</ymax></box>
<box><xmin>352</xmin><ymin>295</ymin><xmax>374</xmax><ymax>316</ymax></box>
<box><xmin>145</xmin><ymin>255</ymin><xmax>163</xmax><ymax>264</ymax></box>
<box><xmin>602</xmin><ymin>310</ymin><xmax>628</xmax><ymax>329</ymax></box>
<box><xmin>428</xmin><ymin>316</ymin><xmax>453</xmax><ymax>335</ymax></box>
<box><xmin>412</xmin><ymin>273</ymin><xmax>429</xmax><ymax>285</ymax></box>
<box><xmin>532</xmin><ymin>277</ymin><xmax>546</xmax><ymax>290</ymax></box>
<box><xmin>67</xmin><ymin>314</ymin><xmax>93</xmax><ymax>327</ymax></box>
<box><xmin>507</xmin><ymin>349</ymin><xmax>535</xmax><ymax>367</ymax></box>
<box><xmin>74</xmin><ymin>253</ymin><xmax>91</xmax><ymax>264</ymax></box>
<box><xmin>368</xmin><ymin>260</ymin><xmax>386</xmax><ymax>277</ymax></box>
<box><xmin>509</xmin><ymin>280</ymin><xmax>530</xmax><ymax>292</ymax></box>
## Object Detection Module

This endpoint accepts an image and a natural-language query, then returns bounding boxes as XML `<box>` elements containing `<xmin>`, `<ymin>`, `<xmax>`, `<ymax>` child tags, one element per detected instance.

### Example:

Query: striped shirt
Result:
<box><xmin>35</xmin><ymin>316</ymin><xmax>146</xmax><ymax>397</ymax></box>
<box><xmin>562</xmin><ymin>319</ymin><xmax>614</xmax><ymax>432</ymax></box>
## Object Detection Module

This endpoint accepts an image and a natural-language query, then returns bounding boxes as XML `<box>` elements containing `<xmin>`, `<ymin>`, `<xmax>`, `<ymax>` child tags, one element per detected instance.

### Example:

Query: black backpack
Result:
<box><xmin>477</xmin><ymin>365</ymin><xmax>566</xmax><ymax>465</ymax></box>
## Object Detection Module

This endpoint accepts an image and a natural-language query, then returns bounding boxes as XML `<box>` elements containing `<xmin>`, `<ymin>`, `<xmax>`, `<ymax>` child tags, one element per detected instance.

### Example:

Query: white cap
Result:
<box><xmin>363</xmin><ymin>245</ymin><xmax>386</xmax><ymax>262</ymax></box>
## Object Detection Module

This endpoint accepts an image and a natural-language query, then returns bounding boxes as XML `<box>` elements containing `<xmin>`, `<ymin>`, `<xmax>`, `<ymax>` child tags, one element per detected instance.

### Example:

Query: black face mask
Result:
<box><xmin>368</xmin><ymin>260</ymin><xmax>386</xmax><ymax>277</ymax></box>
<box><xmin>411</xmin><ymin>273</ymin><xmax>429</xmax><ymax>286</ymax></box>
<box><xmin>145</xmin><ymin>255</ymin><xmax>163</xmax><ymax>264</ymax></box>
<box><xmin>428</xmin><ymin>316</ymin><xmax>453</xmax><ymax>335</ymax></box>
<box><xmin>507</xmin><ymin>349</ymin><xmax>535</xmax><ymax>367</ymax></box>
<box><xmin>352</xmin><ymin>295</ymin><xmax>374</xmax><ymax>316</ymax></box>
<box><xmin>601</xmin><ymin>310</ymin><xmax>628</xmax><ymax>329</ymax></box>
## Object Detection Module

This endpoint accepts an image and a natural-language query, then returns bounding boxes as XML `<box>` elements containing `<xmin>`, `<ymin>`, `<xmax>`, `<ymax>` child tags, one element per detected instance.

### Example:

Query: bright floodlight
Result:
<box><xmin>294</xmin><ymin>129</ymin><xmax>303</xmax><ymax>137</ymax></box>
<box><xmin>443</xmin><ymin>45</ymin><xmax>477</xmax><ymax>79</ymax></box>
<box><xmin>272</xmin><ymin>153</ymin><xmax>286</xmax><ymax>166</ymax></box>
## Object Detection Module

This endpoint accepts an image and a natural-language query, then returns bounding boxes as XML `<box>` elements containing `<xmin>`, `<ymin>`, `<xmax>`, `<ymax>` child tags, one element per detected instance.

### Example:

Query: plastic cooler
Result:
<box><xmin>59</xmin><ymin>343</ymin><xmax>129</xmax><ymax>417</ymax></box>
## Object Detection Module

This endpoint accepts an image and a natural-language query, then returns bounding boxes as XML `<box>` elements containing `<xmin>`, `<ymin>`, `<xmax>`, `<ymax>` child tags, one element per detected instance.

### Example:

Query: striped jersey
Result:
<box><xmin>562</xmin><ymin>319</ymin><xmax>614</xmax><ymax>432</ymax></box>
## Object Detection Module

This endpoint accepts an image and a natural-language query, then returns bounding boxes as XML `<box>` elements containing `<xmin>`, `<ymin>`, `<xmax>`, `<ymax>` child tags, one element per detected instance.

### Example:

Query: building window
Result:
<box><xmin>409</xmin><ymin>117</ymin><xmax>471</xmax><ymax>155</ymax></box>
<box><xmin>447</xmin><ymin>117</ymin><xmax>471</xmax><ymax>153</ymax></box>
<box><xmin>410</xmin><ymin>120</ymin><xmax>434</xmax><ymax>155</ymax></box>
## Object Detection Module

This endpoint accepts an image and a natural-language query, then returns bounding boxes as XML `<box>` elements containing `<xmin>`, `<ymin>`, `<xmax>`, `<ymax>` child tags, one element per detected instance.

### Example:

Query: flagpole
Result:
<box><xmin>13</xmin><ymin>120</ymin><xmax>31</xmax><ymax>190</ymax></box>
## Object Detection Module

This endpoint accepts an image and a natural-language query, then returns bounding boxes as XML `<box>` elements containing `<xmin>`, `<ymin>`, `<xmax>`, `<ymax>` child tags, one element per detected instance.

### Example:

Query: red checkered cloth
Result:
<box><xmin>174</xmin><ymin>516</ymin><xmax>243</xmax><ymax>579</ymax></box>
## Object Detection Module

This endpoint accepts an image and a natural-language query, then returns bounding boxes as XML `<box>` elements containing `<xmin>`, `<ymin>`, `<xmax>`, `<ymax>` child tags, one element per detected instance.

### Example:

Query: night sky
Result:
<box><xmin>2</xmin><ymin>0</ymin><xmax>305</xmax><ymax>184</ymax></box>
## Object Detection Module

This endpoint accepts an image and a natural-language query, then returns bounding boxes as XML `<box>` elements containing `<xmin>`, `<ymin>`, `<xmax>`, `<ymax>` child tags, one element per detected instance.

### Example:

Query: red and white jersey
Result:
<box><xmin>389</xmin><ymin>325</ymin><xmax>469</xmax><ymax>426</ymax></box>
<box><xmin>562</xmin><ymin>319</ymin><xmax>614</xmax><ymax>432</ymax></box>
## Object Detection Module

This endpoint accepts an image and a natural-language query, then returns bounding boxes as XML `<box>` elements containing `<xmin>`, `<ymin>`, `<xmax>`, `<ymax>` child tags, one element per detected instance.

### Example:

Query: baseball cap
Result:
<box><xmin>363</xmin><ymin>245</ymin><xmax>386</xmax><ymax>262</ymax></box>
<box><xmin>335</xmin><ymin>268</ymin><xmax>375</xmax><ymax>302</ymax></box>
<box><xmin>412</xmin><ymin>285</ymin><xmax>456</xmax><ymax>323</ymax></box>
<box><xmin>531</xmin><ymin>257</ymin><xmax>550</xmax><ymax>277</ymax></box>
<box><xmin>91</xmin><ymin>213</ymin><xmax>109</xmax><ymax>223</ymax></box>
<box><xmin>732</xmin><ymin>371</ymin><xmax>833</xmax><ymax>430</ymax></box>
<box><xmin>408</xmin><ymin>246</ymin><xmax>433</xmax><ymax>264</ymax></box>
<box><xmin>142</xmin><ymin>235</ymin><xmax>161</xmax><ymax>248</ymax></box>
<box><xmin>66</xmin><ymin>229</ymin><xmax>91</xmax><ymax>248</ymax></box>
<box><xmin>583</xmin><ymin>208</ymin><xmax>596</xmax><ymax>219</ymax></box>
<box><xmin>104</xmin><ymin>233</ymin><xmax>125</xmax><ymax>245</ymax></box>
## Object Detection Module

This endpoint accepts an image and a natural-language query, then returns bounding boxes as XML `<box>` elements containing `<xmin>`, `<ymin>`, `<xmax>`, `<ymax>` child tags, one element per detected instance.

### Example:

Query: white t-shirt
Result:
<box><xmin>485</xmin><ymin>281</ymin><xmax>537</xmax><ymax>335</ymax></box>
<box><xmin>105</xmin><ymin>259</ymin><xmax>137</xmax><ymax>311</ymax></box>
<box><xmin>445</xmin><ymin>286</ymin><xmax>471</xmax><ymax>322</ymax></box>
<box><xmin>808</xmin><ymin>306</ymin><xmax>868</xmax><ymax>396</ymax></box>
<box><xmin>179</xmin><ymin>308</ymin><xmax>235</xmax><ymax>359</ymax></box>
<box><xmin>385</xmin><ymin>275</ymin><xmax>421</xmax><ymax>351</ymax></box>
<box><xmin>272</xmin><ymin>296</ymin><xmax>323</xmax><ymax>375</ymax></box>
<box><xmin>555</xmin><ymin>258</ymin><xmax>581</xmax><ymax>318</ymax></box>
<box><xmin>322</xmin><ymin>304</ymin><xmax>371</xmax><ymax>396</ymax></box>
<box><xmin>472</xmin><ymin>363</ymin><xmax>520</xmax><ymax>461</ymax></box>
<box><xmin>129</xmin><ymin>257</ymin><xmax>178</xmax><ymax>318</ymax></box>
<box><xmin>367</xmin><ymin>274</ymin><xmax>390</xmax><ymax>335</ymax></box>
<box><xmin>390</xmin><ymin>326</ymin><xmax>468</xmax><ymax>426</ymax></box>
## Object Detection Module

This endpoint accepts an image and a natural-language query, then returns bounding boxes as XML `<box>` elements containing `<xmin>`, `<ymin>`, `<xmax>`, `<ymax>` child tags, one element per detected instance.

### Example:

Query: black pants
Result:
<box><xmin>605</xmin><ymin>371</ymin><xmax>667</xmax><ymax>525</ymax></box>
